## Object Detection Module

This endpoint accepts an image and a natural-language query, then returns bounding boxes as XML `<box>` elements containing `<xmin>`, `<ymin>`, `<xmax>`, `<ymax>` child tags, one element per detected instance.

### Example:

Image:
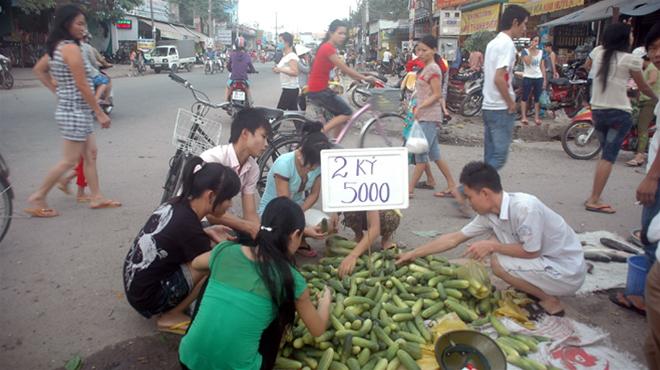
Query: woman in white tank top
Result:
<box><xmin>520</xmin><ymin>35</ymin><xmax>546</xmax><ymax>125</ymax></box>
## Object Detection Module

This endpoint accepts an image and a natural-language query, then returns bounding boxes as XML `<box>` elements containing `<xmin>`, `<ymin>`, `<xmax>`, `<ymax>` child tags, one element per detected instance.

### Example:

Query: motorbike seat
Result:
<box><xmin>569</xmin><ymin>79</ymin><xmax>588</xmax><ymax>85</ymax></box>
<box><xmin>259</xmin><ymin>107</ymin><xmax>284</xmax><ymax>121</ymax></box>
<box><xmin>364</xmin><ymin>71</ymin><xmax>388</xmax><ymax>83</ymax></box>
<box><xmin>549</xmin><ymin>78</ymin><xmax>570</xmax><ymax>86</ymax></box>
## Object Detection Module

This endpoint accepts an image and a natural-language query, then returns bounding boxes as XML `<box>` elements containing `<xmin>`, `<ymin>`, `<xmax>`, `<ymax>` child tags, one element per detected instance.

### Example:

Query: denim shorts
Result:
<box><xmin>132</xmin><ymin>264</ymin><xmax>193</xmax><ymax>318</ymax></box>
<box><xmin>521</xmin><ymin>77</ymin><xmax>543</xmax><ymax>102</ymax></box>
<box><xmin>592</xmin><ymin>109</ymin><xmax>633</xmax><ymax>163</ymax></box>
<box><xmin>307</xmin><ymin>89</ymin><xmax>353</xmax><ymax>116</ymax></box>
<box><xmin>93</xmin><ymin>74</ymin><xmax>110</xmax><ymax>87</ymax></box>
<box><xmin>413</xmin><ymin>121</ymin><xmax>441</xmax><ymax>163</ymax></box>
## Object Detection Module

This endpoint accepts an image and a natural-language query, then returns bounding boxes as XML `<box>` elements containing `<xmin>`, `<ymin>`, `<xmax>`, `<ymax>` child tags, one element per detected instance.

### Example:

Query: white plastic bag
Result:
<box><xmin>405</xmin><ymin>120</ymin><xmax>429</xmax><ymax>154</ymax></box>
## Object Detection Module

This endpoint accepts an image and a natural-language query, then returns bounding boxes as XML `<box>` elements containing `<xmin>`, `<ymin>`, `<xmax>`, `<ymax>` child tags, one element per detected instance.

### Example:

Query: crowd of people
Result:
<box><xmin>23</xmin><ymin>3</ymin><xmax>660</xmax><ymax>369</ymax></box>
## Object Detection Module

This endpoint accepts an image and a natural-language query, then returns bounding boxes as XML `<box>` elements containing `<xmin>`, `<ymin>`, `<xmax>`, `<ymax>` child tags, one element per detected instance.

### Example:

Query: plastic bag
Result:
<box><xmin>539</xmin><ymin>90</ymin><xmax>551</xmax><ymax>108</ymax></box>
<box><xmin>456</xmin><ymin>260</ymin><xmax>492</xmax><ymax>300</ymax></box>
<box><xmin>405</xmin><ymin>120</ymin><xmax>429</xmax><ymax>154</ymax></box>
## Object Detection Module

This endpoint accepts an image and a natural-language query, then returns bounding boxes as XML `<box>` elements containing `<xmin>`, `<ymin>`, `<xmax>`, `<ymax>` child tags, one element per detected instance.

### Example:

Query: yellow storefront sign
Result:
<box><xmin>524</xmin><ymin>0</ymin><xmax>584</xmax><ymax>16</ymax></box>
<box><xmin>461</xmin><ymin>3</ymin><xmax>501</xmax><ymax>35</ymax></box>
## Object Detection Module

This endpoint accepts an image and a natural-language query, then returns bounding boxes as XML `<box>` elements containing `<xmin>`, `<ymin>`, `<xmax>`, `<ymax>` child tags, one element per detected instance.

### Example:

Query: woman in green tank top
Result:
<box><xmin>628</xmin><ymin>49</ymin><xmax>660</xmax><ymax>167</ymax></box>
<box><xmin>179</xmin><ymin>197</ymin><xmax>332</xmax><ymax>370</ymax></box>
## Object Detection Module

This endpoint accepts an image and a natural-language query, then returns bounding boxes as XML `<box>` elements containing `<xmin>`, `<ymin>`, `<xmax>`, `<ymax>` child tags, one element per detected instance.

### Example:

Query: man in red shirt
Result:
<box><xmin>307</xmin><ymin>20</ymin><xmax>376</xmax><ymax>136</ymax></box>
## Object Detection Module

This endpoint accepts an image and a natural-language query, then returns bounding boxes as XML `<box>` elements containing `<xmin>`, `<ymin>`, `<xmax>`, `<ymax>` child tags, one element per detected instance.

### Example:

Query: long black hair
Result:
<box><xmin>46</xmin><ymin>4</ymin><xmax>85</xmax><ymax>58</ymax></box>
<box><xmin>253</xmin><ymin>197</ymin><xmax>306</xmax><ymax>345</ymax></box>
<box><xmin>598</xmin><ymin>23</ymin><xmax>632</xmax><ymax>92</ymax></box>
<box><xmin>299</xmin><ymin>121</ymin><xmax>331</xmax><ymax>167</ymax></box>
<box><xmin>419</xmin><ymin>35</ymin><xmax>445</xmax><ymax>68</ymax></box>
<box><xmin>322</xmin><ymin>19</ymin><xmax>348</xmax><ymax>44</ymax></box>
<box><xmin>172</xmin><ymin>156</ymin><xmax>241</xmax><ymax>211</ymax></box>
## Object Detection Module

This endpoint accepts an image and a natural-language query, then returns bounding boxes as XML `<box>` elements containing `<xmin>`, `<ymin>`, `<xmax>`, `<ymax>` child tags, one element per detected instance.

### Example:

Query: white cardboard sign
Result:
<box><xmin>320</xmin><ymin>147</ymin><xmax>409</xmax><ymax>212</ymax></box>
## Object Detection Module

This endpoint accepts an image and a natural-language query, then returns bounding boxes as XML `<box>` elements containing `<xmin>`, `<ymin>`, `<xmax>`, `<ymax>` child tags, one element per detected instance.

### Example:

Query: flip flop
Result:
<box><xmin>77</xmin><ymin>196</ymin><xmax>92</xmax><ymax>203</ymax></box>
<box><xmin>522</xmin><ymin>302</ymin><xmax>565</xmax><ymax>320</ymax></box>
<box><xmin>90</xmin><ymin>199</ymin><xmax>122</xmax><ymax>209</ymax></box>
<box><xmin>24</xmin><ymin>208</ymin><xmax>59</xmax><ymax>218</ymax></box>
<box><xmin>628</xmin><ymin>229</ymin><xmax>644</xmax><ymax>248</ymax></box>
<box><xmin>534</xmin><ymin>119</ymin><xmax>542</xmax><ymax>126</ymax></box>
<box><xmin>609</xmin><ymin>289</ymin><xmax>646</xmax><ymax>316</ymax></box>
<box><xmin>433</xmin><ymin>190</ymin><xmax>454</xmax><ymax>198</ymax></box>
<box><xmin>520</xmin><ymin>119</ymin><xmax>529</xmax><ymax>125</ymax></box>
<box><xmin>626</xmin><ymin>159</ymin><xmax>645</xmax><ymax>167</ymax></box>
<box><xmin>57</xmin><ymin>182</ymin><xmax>71</xmax><ymax>195</ymax></box>
<box><xmin>415</xmin><ymin>181</ymin><xmax>435</xmax><ymax>190</ymax></box>
<box><xmin>157</xmin><ymin>320</ymin><xmax>190</xmax><ymax>335</ymax></box>
<box><xmin>585</xmin><ymin>204</ymin><xmax>616</xmax><ymax>214</ymax></box>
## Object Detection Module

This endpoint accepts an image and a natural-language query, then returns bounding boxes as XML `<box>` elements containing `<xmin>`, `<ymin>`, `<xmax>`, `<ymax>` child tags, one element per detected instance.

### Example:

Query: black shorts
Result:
<box><xmin>307</xmin><ymin>89</ymin><xmax>353</xmax><ymax>116</ymax></box>
<box><xmin>277</xmin><ymin>88</ymin><xmax>300</xmax><ymax>110</ymax></box>
<box><xmin>129</xmin><ymin>264</ymin><xmax>193</xmax><ymax>318</ymax></box>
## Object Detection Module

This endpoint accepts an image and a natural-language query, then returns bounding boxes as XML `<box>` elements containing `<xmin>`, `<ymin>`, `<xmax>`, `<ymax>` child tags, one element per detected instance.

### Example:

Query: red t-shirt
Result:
<box><xmin>308</xmin><ymin>42</ymin><xmax>337</xmax><ymax>93</ymax></box>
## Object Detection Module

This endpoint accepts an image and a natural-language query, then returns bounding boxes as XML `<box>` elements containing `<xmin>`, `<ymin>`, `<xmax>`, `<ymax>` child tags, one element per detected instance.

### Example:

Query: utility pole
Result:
<box><xmin>275</xmin><ymin>12</ymin><xmax>278</xmax><ymax>42</ymax></box>
<box><xmin>208</xmin><ymin>0</ymin><xmax>213</xmax><ymax>38</ymax></box>
<box><xmin>365</xmin><ymin>0</ymin><xmax>369</xmax><ymax>47</ymax></box>
<box><xmin>150</xmin><ymin>0</ymin><xmax>155</xmax><ymax>40</ymax></box>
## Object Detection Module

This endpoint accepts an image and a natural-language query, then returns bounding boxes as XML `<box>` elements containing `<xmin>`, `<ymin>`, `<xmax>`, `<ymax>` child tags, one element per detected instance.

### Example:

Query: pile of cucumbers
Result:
<box><xmin>274</xmin><ymin>247</ymin><xmax>552</xmax><ymax>370</ymax></box>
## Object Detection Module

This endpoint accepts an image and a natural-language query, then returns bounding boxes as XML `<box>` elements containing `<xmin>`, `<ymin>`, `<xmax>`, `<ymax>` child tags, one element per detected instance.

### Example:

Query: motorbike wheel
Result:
<box><xmin>185</xmin><ymin>64</ymin><xmax>192</xmax><ymax>72</ymax></box>
<box><xmin>154</xmin><ymin>68</ymin><xmax>161</xmax><ymax>74</ymax></box>
<box><xmin>0</xmin><ymin>176</ymin><xmax>12</xmax><ymax>243</ymax></box>
<box><xmin>460</xmin><ymin>91</ymin><xmax>483</xmax><ymax>117</ymax></box>
<box><xmin>204</xmin><ymin>64</ymin><xmax>211</xmax><ymax>74</ymax></box>
<box><xmin>351</xmin><ymin>84</ymin><xmax>371</xmax><ymax>108</ymax></box>
<box><xmin>561</xmin><ymin>120</ymin><xmax>601</xmax><ymax>160</ymax></box>
<box><xmin>1</xmin><ymin>71</ymin><xmax>13</xmax><ymax>89</ymax></box>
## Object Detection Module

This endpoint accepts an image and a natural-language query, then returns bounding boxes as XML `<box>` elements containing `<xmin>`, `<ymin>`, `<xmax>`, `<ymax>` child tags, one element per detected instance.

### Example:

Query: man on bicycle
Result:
<box><xmin>226</xmin><ymin>36</ymin><xmax>255</xmax><ymax>102</ymax></box>
<box><xmin>307</xmin><ymin>19</ymin><xmax>376</xmax><ymax>137</ymax></box>
<box><xmin>200</xmin><ymin>108</ymin><xmax>270</xmax><ymax>241</ymax></box>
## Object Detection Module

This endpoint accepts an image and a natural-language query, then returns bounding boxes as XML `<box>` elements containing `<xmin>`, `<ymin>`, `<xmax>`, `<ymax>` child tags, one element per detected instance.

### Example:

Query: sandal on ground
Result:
<box><xmin>534</xmin><ymin>119</ymin><xmax>542</xmax><ymax>126</ymax></box>
<box><xmin>520</xmin><ymin>119</ymin><xmax>529</xmax><ymax>125</ymax></box>
<box><xmin>433</xmin><ymin>190</ymin><xmax>454</xmax><ymax>198</ymax></box>
<box><xmin>77</xmin><ymin>196</ymin><xmax>92</xmax><ymax>203</ymax></box>
<box><xmin>90</xmin><ymin>199</ymin><xmax>122</xmax><ymax>209</ymax></box>
<box><xmin>609</xmin><ymin>289</ymin><xmax>646</xmax><ymax>316</ymax></box>
<box><xmin>414</xmin><ymin>181</ymin><xmax>435</xmax><ymax>190</ymax></box>
<box><xmin>585</xmin><ymin>203</ymin><xmax>616</xmax><ymax>214</ymax></box>
<box><xmin>157</xmin><ymin>320</ymin><xmax>190</xmax><ymax>335</ymax></box>
<box><xmin>628</xmin><ymin>229</ymin><xmax>644</xmax><ymax>248</ymax></box>
<box><xmin>626</xmin><ymin>158</ymin><xmax>645</xmax><ymax>167</ymax></box>
<box><xmin>522</xmin><ymin>302</ymin><xmax>564</xmax><ymax>321</ymax></box>
<box><xmin>24</xmin><ymin>208</ymin><xmax>59</xmax><ymax>218</ymax></box>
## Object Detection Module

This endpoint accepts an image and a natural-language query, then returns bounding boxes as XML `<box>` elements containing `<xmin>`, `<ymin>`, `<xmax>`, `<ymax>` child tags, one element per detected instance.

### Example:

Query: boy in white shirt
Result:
<box><xmin>481</xmin><ymin>5</ymin><xmax>529</xmax><ymax>170</ymax></box>
<box><xmin>397</xmin><ymin>162</ymin><xmax>586</xmax><ymax>316</ymax></box>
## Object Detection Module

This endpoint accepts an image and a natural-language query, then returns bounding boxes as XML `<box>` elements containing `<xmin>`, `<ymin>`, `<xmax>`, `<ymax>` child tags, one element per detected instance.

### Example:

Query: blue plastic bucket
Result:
<box><xmin>625</xmin><ymin>255</ymin><xmax>651</xmax><ymax>296</ymax></box>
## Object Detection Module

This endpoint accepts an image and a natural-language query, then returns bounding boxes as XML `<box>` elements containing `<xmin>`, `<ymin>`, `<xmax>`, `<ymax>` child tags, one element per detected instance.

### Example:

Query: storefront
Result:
<box><xmin>460</xmin><ymin>2</ymin><xmax>502</xmax><ymax>36</ymax></box>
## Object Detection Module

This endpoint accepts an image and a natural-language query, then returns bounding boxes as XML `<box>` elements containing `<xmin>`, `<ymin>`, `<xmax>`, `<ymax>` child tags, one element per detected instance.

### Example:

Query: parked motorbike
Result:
<box><xmin>348</xmin><ymin>73</ymin><xmax>387</xmax><ymax>108</ymax></box>
<box><xmin>561</xmin><ymin>105</ymin><xmax>656</xmax><ymax>160</ymax></box>
<box><xmin>546</xmin><ymin>77</ymin><xmax>588</xmax><ymax>118</ymax></box>
<box><xmin>0</xmin><ymin>54</ymin><xmax>13</xmax><ymax>89</ymax></box>
<box><xmin>204</xmin><ymin>57</ymin><xmax>214</xmax><ymax>74</ymax></box>
<box><xmin>459</xmin><ymin>71</ymin><xmax>484</xmax><ymax>117</ymax></box>
<box><xmin>447</xmin><ymin>69</ymin><xmax>479</xmax><ymax>113</ymax></box>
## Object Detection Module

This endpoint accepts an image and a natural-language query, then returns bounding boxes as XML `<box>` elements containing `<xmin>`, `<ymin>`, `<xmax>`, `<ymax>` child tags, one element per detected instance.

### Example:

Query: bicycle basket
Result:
<box><xmin>173</xmin><ymin>108</ymin><xmax>222</xmax><ymax>155</ymax></box>
<box><xmin>368</xmin><ymin>88</ymin><xmax>401</xmax><ymax>113</ymax></box>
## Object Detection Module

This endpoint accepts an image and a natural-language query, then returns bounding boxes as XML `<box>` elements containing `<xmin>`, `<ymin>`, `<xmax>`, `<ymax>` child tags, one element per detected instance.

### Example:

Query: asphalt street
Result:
<box><xmin>0</xmin><ymin>63</ymin><xmax>650</xmax><ymax>368</ymax></box>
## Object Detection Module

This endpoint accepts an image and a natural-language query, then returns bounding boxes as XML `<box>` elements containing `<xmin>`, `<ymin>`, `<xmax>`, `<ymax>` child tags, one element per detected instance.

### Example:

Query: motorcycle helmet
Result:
<box><xmin>234</xmin><ymin>36</ymin><xmax>246</xmax><ymax>50</ymax></box>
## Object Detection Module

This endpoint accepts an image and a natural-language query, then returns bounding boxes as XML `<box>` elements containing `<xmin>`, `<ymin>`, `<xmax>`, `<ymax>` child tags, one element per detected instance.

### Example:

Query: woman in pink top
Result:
<box><xmin>408</xmin><ymin>36</ymin><xmax>467</xmax><ymax>216</ymax></box>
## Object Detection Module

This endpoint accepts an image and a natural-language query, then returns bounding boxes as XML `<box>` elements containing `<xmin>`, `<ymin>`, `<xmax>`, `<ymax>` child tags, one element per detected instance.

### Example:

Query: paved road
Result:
<box><xmin>0</xmin><ymin>63</ymin><xmax>649</xmax><ymax>369</ymax></box>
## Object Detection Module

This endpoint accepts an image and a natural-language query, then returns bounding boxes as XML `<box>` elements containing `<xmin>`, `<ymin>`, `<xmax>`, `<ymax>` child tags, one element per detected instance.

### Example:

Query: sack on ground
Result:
<box><xmin>456</xmin><ymin>260</ymin><xmax>492</xmax><ymax>299</ymax></box>
<box><xmin>405</xmin><ymin>120</ymin><xmax>429</xmax><ymax>154</ymax></box>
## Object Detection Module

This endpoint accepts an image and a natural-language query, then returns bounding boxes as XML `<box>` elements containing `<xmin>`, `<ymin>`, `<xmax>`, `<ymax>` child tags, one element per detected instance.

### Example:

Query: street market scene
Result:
<box><xmin>2</xmin><ymin>0</ymin><xmax>660</xmax><ymax>369</ymax></box>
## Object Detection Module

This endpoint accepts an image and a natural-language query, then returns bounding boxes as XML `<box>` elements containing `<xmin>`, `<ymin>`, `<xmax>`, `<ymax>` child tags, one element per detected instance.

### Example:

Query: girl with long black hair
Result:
<box><xmin>179</xmin><ymin>197</ymin><xmax>332</xmax><ymax>370</ymax></box>
<box><xmin>585</xmin><ymin>23</ymin><xmax>658</xmax><ymax>215</ymax></box>
<box><xmin>27</xmin><ymin>4</ymin><xmax>117</xmax><ymax>217</ymax></box>
<box><xmin>123</xmin><ymin>157</ymin><xmax>240</xmax><ymax>335</ymax></box>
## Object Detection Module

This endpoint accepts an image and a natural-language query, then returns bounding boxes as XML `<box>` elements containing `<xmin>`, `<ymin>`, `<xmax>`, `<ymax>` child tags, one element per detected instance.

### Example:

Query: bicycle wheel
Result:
<box><xmin>0</xmin><ymin>177</ymin><xmax>12</xmax><ymax>243</ymax></box>
<box><xmin>161</xmin><ymin>151</ymin><xmax>188</xmax><ymax>204</ymax></box>
<box><xmin>270</xmin><ymin>115</ymin><xmax>306</xmax><ymax>137</ymax></box>
<box><xmin>257</xmin><ymin>136</ymin><xmax>300</xmax><ymax>195</ymax></box>
<box><xmin>359</xmin><ymin>113</ymin><xmax>406</xmax><ymax>148</ymax></box>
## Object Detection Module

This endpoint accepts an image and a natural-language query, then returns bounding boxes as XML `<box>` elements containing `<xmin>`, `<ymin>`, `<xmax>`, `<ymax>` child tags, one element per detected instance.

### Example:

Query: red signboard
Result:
<box><xmin>116</xmin><ymin>20</ymin><xmax>132</xmax><ymax>30</ymax></box>
<box><xmin>437</xmin><ymin>0</ymin><xmax>470</xmax><ymax>8</ymax></box>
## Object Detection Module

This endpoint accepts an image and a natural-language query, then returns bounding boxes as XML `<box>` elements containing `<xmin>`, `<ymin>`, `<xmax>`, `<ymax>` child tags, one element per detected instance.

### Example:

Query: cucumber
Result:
<box><xmin>411</xmin><ymin>299</ymin><xmax>423</xmax><ymax>316</ymax></box>
<box><xmin>444</xmin><ymin>300</ymin><xmax>478</xmax><ymax>322</ymax></box>
<box><xmin>490</xmin><ymin>315</ymin><xmax>511</xmax><ymax>336</ymax></box>
<box><xmin>321</xmin><ymin>218</ymin><xmax>328</xmax><ymax>233</ymax></box>
<box><xmin>445</xmin><ymin>288</ymin><xmax>463</xmax><ymax>299</ymax></box>
<box><xmin>293</xmin><ymin>352</ymin><xmax>318</xmax><ymax>368</ymax></box>
<box><xmin>341</xmin><ymin>333</ymin><xmax>353</xmax><ymax>362</ymax></box>
<box><xmin>437</xmin><ymin>266</ymin><xmax>456</xmax><ymax>276</ymax></box>
<box><xmin>329</xmin><ymin>361</ymin><xmax>350</xmax><ymax>370</ymax></box>
<box><xmin>436</xmin><ymin>282</ymin><xmax>448</xmax><ymax>300</ymax></box>
<box><xmin>374</xmin><ymin>326</ymin><xmax>395</xmax><ymax>347</ymax></box>
<box><xmin>511</xmin><ymin>334</ymin><xmax>539</xmax><ymax>353</ymax></box>
<box><xmin>421</xmin><ymin>302</ymin><xmax>445</xmax><ymax>319</ymax></box>
<box><xmin>330</xmin><ymin>314</ymin><xmax>345</xmax><ymax>331</ymax></box>
<box><xmin>357</xmin><ymin>348</ymin><xmax>371</xmax><ymax>366</ymax></box>
<box><xmin>275</xmin><ymin>357</ymin><xmax>303</xmax><ymax>369</ymax></box>
<box><xmin>500</xmin><ymin>336</ymin><xmax>530</xmax><ymax>354</ymax></box>
<box><xmin>344</xmin><ymin>296</ymin><xmax>375</xmax><ymax>307</ymax></box>
<box><xmin>373</xmin><ymin>358</ymin><xmax>388</xmax><ymax>370</ymax></box>
<box><xmin>398</xmin><ymin>331</ymin><xmax>426</xmax><ymax>344</ymax></box>
<box><xmin>386</xmin><ymin>342</ymin><xmax>400</xmax><ymax>361</ymax></box>
<box><xmin>397</xmin><ymin>349</ymin><xmax>422</xmax><ymax>370</ymax></box>
<box><xmin>400</xmin><ymin>342</ymin><xmax>422</xmax><ymax>360</ymax></box>
<box><xmin>317</xmin><ymin>348</ymin><xmax>335</xmax><ymax>370</ymax></box>
<box><xmin>352</xmin><ymin>336</ymin><xmax>379</xmax><ymax>351</ymax></box>
<box><xmin>409</xmin><ymin>264</ymin><xmax>432</xmax><ymax>274</ymax></box>
<box><xmin>414</xmin><ymin>316</ymin><xmax>432</xmax><ymax>343</ymax></box>
<box><xmin>386</xmin><ymin>358</ymin><xmax>400</xmax><ymax>370</ymax></box>
<box><xmin>495</xmin><ymin>338</ymin><xmax>520</xmax><ymax>360</ymax></box>
<box><xmin>383</xmin><ymin>303</ymin><xmax>411</xmax><ymax>314</ymax></box>
<box><xmin>470</xmin><ymin>316</ymin><xmax>490</xmax><ymax>327</ymax></box>
<box><xmin>392</xmin><ymin>313</ymin><xmax>414</xmax><ymax>322</ymax></box>
<box><xmin>390</xmin><ymin>277</ymin><xmax>409</xmax><ymax>295</ymax></box>
<box><xmin>346</xmin><ymin>358</ymin><xmax>361</xmax><ymax>370</ymax></box>
<box><xmin>443</xmin><ymin>279</ymin><xmax>471</xmax><ymax>289</ymax></box>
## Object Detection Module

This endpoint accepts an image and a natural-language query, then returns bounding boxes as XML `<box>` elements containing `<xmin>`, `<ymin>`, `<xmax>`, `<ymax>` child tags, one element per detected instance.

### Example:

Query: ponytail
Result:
<box><xmin>598</xmin><ymin>23</ymin><xmax>632</xmax><ymax>92</ymax></box>
<box><xmin>172</xmin><ymin>156</ymin><xmax>241</xmax><ymax>211</ymax></box>
<box><xmin>253</xmin><ymin>197</ymin><xmax>306</xmax><ymax>358</ymax></box>
<box><xmin>300</xmin><ymin>121</ymin><xmax>331</xmax><ymax>167</ymax></box>
<box><xmin>322</xmin><ymin>19</ymin><xmax>348</xmax><ymax>44</ymax></box>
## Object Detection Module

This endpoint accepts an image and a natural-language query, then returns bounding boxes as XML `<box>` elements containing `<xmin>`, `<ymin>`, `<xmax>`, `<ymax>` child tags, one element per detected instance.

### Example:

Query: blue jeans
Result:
<box><xmin>413</xmin><ymin>121</ymin><xmax>441</xmax><ymax>163</ymax></box>
<box><xmin>641</xmin><ymin>185</ymin><xmax>660</xmax><ymax>265</ymax></box>
<box><xmin>483</xmin><ymin>109</ymin><xmax>515</xmax><ymax>170</ymax></box>
<box><xmin>592</xmin><ymin>109</ymin><xmax>633</xmax><ymax>163</ymax></box>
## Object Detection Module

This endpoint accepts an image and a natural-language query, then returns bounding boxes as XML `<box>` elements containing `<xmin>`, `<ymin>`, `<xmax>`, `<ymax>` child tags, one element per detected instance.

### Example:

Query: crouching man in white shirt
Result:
<box><xmin>397</xmin><ymin>161</ymin><xmax>586</xmax><ymax>316</ymax></box>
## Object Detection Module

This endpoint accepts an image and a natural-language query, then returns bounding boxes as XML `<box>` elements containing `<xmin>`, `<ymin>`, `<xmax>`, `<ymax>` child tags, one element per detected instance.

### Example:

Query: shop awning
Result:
<box><xmin>153</xmin><ymin>20</ymin><xmax>187</xmax><ymax>40</ymax></box>
<box><xmin>184</xmin><ymin>27</ymin><xmax>208</xmax><ymax>42</ymax></box>
<box><xmin>539</xmin><ymin>0</ymin><xmax>660</xmax><ymax>27</ymax></box>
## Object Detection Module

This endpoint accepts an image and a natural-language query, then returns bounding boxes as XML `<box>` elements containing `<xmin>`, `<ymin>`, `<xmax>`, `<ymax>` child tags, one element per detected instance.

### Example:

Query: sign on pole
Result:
<box><xmin>320</xmin><ymin>147</ymin><xmax>409</xmax><ymax>213</ymax></box>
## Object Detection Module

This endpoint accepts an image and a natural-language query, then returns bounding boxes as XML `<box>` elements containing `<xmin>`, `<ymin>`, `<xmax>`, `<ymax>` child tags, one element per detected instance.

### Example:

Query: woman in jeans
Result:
<box><xmin>585</xmin><ymin>23</ymin><xmax>658</xmax><ymax>214</ymax></box>
<box><xmin>28</xmin><ymin>4</ymin><xmax>119</xmax><ymax>217</ymax></box>
<box><xmin>407</xmin><ymin>36</ymin><xmax>463</xmax><ymax>210</ymax></box>
<box><xmin>627</xmin><ymin>47</ymin><xmax>659</xmax><ymax>167</ymax></box>
<box><xmin>520</xmin><ymin>35</ymin><xmax>546</xmax><ymax>126</ymax></box>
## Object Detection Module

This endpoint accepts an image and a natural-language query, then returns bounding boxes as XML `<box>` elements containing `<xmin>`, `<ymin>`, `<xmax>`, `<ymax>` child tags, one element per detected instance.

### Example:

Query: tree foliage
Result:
<box><xmin>463</xmin><ymin>31</ymin><xmax>497</xmax><ymax>53</ymax></box>
<box><xmin>173</xmin><ymin>0</ymin><xmax>230</xmax><ymax>24</ymax></box>
<box><xmin>15</xmin><ymin>0</ymin><xmax>143</xmax><ymax>23</ymax></box>
<box><xmin>349</xmin><ymin>0</ymin><xmax>409</xmax><ymax>26</ymax></box>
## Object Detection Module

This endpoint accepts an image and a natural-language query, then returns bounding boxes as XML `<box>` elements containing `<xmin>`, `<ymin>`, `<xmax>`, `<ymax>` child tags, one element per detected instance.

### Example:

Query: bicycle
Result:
<box><xmin>0</xmin><ymin>153</ymin><xmax>14</xmax><ymax>243</ymax></box>
<box><xmin>256</xmin><ymin>87</ymin><xmax>407</xmax><ymax>194</ymax></box>
<box><xmin>166</xmin><ymin>73</ymin><xmax>311</xmax><ymax>200</ymax></box>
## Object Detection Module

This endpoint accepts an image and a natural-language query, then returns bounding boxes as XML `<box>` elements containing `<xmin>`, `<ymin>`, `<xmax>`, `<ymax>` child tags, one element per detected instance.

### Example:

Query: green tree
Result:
<box><xmin>463</xmin><ymin>31</ymin><xmax>497</xmax><ymax>53</ymax></box>
<box><xmin>173</xmin><ymin>0</ymin><xmax>230</xmax><ymax>25</ymax></box>
<box><xmin>349</xmin><ymin>0</ymin><xmax>409</xmax><ymax>26</ymax></box>
<box><xmin>15</xmin><ymin>0</ymin><xmax>143</xmax><ymax>23</ymax></box>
